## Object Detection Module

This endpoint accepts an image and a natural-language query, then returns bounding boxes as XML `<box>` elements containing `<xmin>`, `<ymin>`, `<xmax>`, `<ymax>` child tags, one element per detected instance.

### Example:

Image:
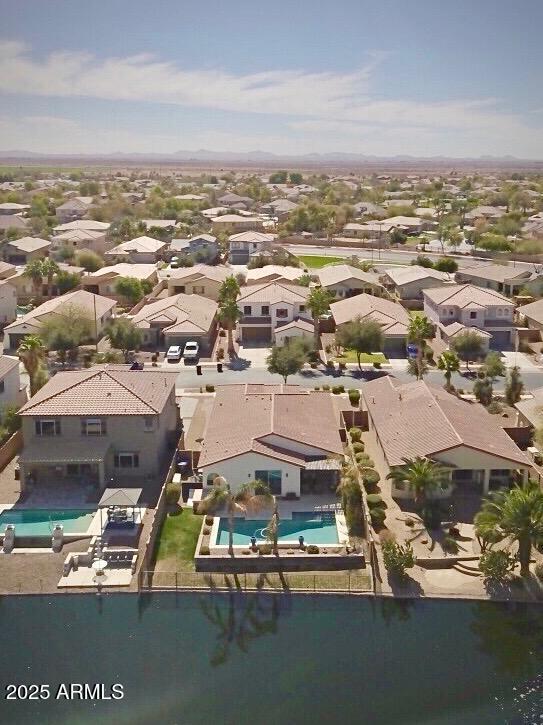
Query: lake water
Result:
<box><xmin>1</xmin><ymin>593</ymin><xmax>543</xmax><ymax>724</ymax></box>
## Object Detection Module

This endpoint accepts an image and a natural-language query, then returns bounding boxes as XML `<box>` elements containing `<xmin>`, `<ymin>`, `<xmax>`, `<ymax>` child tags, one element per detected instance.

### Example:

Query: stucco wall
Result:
<box><xmin>202</xmin><ymin>451</ymin><xmax>301</xmax><ymax>497</ymax></box>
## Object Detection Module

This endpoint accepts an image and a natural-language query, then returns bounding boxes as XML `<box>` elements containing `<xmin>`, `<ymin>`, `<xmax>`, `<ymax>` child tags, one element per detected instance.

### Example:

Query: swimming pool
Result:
<box><xmin>0</xmin><ymin>509</ymin><xmax>95</xmax><ymax>537</ymax></box>
<box><xmin>216</xmin><ymin>512</ymin><xmax>339</xmax><ymax>546</ymax></box>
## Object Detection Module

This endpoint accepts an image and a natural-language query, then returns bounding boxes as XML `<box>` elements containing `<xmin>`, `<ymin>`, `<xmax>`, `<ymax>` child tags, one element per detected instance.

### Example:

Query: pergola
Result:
<box><xmin>98</xmin><ymin>487</ymin><xmax>143</xmax><ymax>528</ymax></box>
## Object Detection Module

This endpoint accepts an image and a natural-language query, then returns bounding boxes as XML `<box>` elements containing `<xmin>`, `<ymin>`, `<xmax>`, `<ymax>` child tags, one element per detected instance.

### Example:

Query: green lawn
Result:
<box><xmin>332</xmin><ymin>350</ymin><xmax>388</xmax><ymax>364</ymax></box>
<box><xmin>154</xmin><ymin>509</ymin><xmax>203</xmax><ymax>572</ymax></box>
<box><xmin>296</xmin><ymin>255</ymin><xmax>345</xmax><ymax>268</ymax></box>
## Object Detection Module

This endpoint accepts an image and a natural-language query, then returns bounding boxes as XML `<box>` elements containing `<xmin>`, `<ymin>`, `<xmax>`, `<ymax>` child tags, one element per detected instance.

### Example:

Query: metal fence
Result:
<box><xmin>140</xmin><ymin>569</ymin><xmax>372</xmax><ymax>593</ymax></box>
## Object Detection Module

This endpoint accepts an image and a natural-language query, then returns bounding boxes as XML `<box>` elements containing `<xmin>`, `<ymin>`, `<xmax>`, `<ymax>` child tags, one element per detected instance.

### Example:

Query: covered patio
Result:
<box><xmin>98</xmin><ymin>487</ymin><xmax>144</xmax><ymax>530</ymax></box>
<box><xmin>18</xmin><ymin>439</ymin><xmax>111</xmax><ymax>491</ymax></box>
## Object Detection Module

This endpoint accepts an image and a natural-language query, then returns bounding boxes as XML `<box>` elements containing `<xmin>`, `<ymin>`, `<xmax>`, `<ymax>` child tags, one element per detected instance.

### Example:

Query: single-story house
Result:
<box><xmin>330</xmin><ymin>293</ymin><xmax>410</xmax><ymax>356</ymax></box>
<box><xmin>168</xmin><ymin>234</ymin><xmax>219</xmax><ymax>263</ymax></box>
<box><xmin>50</xmin><ymin>228</ymin><xmax>112</xmax><ymax>256</ymax></box>
<box><xmin>380</xmin><ymin>265</ymin><xmax>453</xmax><ymax>300</ymax></box>
<box><xmin>245</xmin><ymin>265</ymin><xmax>303</xmax><ymax>285</ymax></box>
<box><xmin>141</xmin><ymin>219</ymin><xmax>177</xmax><ymax>232</ymax></box>
<box><xmin>55</xmin><ymin>197</ymin><xmax>94</xmax><ymax>223</ymax></box>
<box><xmin>80</xmin><ymin>264</ymin><xmax>157</xmax><ymax>299</ymax></box>
<box><xmin>161</xmin><ymin>264</ymin><xmax>232</xmax><ymax>300</ymax></box>
<box><xmin>4</xmin><ymin>237</ymin><xmax>51</xmax><ymax>265</ymax></box>
<box><xmin>317</xmin><ymin>264</ymin><xmax>385</xmax><ymax>298</ymax></box>
<box><xmin>213</xmin><ymin>214</ymin><xmax>265</xmax><ymax>236</ymax></box>
<box><xmin>130</xmin><ymin>293</ymin><xmax>218</xmax><ymax>351</ymax></box>
<box><xmin>0</xmin><ymin>215</ymin><xmax>29</xmax><ymax>233</ymax></box>
<box><xmin>237</xmin><ymin>282</ymin><xmax>311</xmax><ymax>344</ymax></box>
<box><xmin>517</xmin><ymin>298</ymin><xmax>543</xmax><ymax>334</ymax></box>
<box><xmin>0</xmin><ymin>355</ymin><xmax>26</xmax><ymax>410</ymax></box>
<box><xmin>53</xmin><ymin>219</ymin><xmax>110</xmax><ymax>234</ymax></box>
<box><xmin>0</xmin><ymin>202</ymin><xmax>30</xmax><ymax>216</ymax></box>
<box><xmin>104</xmin><ymin>236</ymin><xmax>167</xmax><ymax>264</ymax></box>
<box><xmin>455</xmin><ymin>263</ymin><xmax>543</xmax><ymax>297</ymax></box>
<box><xmin>342</xmin><ymin>221</ymin><xmax>396</xmax><ymax>240</ymax></box>
<box><xmin>362</xmin><ymin>376</ymin><xmax>530</xmax><ymax>498</ymax></box>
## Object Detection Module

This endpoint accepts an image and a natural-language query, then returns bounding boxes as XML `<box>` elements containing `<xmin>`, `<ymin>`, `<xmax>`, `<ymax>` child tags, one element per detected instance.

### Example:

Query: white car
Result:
<box><xmin>166</xmin><ymin>345</ymin><xmax>182</xmax><ymax>361</ymax></box>
<box><xmin>183</xmin><ymin>341</ymin><xmax>200</xmax><ymax>360</ymax></box>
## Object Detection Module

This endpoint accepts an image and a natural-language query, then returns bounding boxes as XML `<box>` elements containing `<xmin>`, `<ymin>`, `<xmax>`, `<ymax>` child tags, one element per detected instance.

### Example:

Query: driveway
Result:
<box><xmin>501</xmin><ymin>351</ymin><xmax>543</xmax><ymax>372</ymax></box>
<box><xmin>237</xmin><ymin>343</ymin><xmax>272</xmax><ymax>367</ymax></box>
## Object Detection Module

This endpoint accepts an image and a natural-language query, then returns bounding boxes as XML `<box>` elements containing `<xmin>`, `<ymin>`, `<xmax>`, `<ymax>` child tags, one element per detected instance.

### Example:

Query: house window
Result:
<box><xmin>255</xmin><ymin>470</ymin><xmax>282</xmax><ymax>495</ymax></box>
<box><xmin>81</xmin><ymin>418</ymin><xmax>106</xmax><ymax>436</ymax></box>
<box><xmin>261</xmin><ymin>305</ymin><xmax>269</xmax><ymax>315</ymax></box>
<box><xmin>449</xmin><ymin>308</ymin><xmax>454</xmax><ymax>316</ymax></box>
<box><xmin>35</xmin><ymin>419</ymin><xmax>61</xmax><ymax>436</ymax></box>
<box><xmin>177</xmin><ymin>285</ymin><xmax>186</xmax><ymax>293</ymax></box>
<box><xmin>0</xmin><ymin>381</ymin><xmax>4</xmax><ymax>394</ymax></box>
<box><xmin>243</xmin><ymin>305</ymin><xmax>252</xmax><ymax>315</ymax></box>
<box><xmin>299</xmin><ymin>305</ymin><xmax>306</xmax><ymax>312</ymax></box>
<box><xmin>276</xmin><ymin>308</ymin><xmax>288</xmax><ymax>318</ymax></box>
<box><xmin>469</xmin><ymin>311</ymin><xmax>477</xmax><ymax>319</ymax></box>
<box><xmin>114</xmin><ymin>452</ymin><xmax>140</xmax><ymax>469</ymax></box>
<box><xmin>192</xmin><ymin>285</ymin><xmax>205</xmax><ymax>294</ymax></box>
<box><xmin>143</xmin><ymin>416</ymin><xmax>154</xmax><ymax>431</ymax></box>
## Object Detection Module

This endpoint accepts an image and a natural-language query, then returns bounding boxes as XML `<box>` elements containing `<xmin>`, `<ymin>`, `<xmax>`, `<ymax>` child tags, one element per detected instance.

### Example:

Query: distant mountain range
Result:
<box><xmin>1</xmin><ymin>149</ymin><xmax>542</xmax><ymax>167</ymax></box>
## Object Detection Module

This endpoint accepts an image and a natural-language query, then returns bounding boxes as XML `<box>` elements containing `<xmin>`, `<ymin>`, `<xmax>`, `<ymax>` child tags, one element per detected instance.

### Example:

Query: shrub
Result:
<box><xmin>332</xmin><ymin>385</ymin><xmax>345</xmax><ymax>394</ymax></box>
<box><xmin>200</xmin><ymin>545</ymin><xmax>210</xmax><ymax>556</ymax></box>
<box><xmin>362</xmin><ymin>469</ymin><xmax>380</xmax><ymax>487</ymax></box>
<box><xmin>258</xmin><ymin>543</ymin><xmax>272</xmax><ymax>555</ymax></box>
<box><xmin>355</xmin><ymin>452</ymin><xmax>368</xmax><ymax>464</ymax></box>
<box><xmin>306</xmin><ymin>544</ymin><xmax>320</xmax><ymax>554</ymax></box>
<box><xmin>322</xmin><ymin>384</ymin><xmax>330</xmax><ymax>391</ymax></box>
<box><xmin>487</xmin><ymin>401</ymin><xmax>503</xmax><ymax>415</ymax></box>
<box><xmin>382</xmin><ymin>540</ymin><xmax>415</xmax><ymax>576</ymax></box>
<box><xmin>205</xmin><ymin>515</ymin><xmax>214</xmax><ymax>526</ymax></box>
<box><xmin>203</xmin><ymin>527</ymin><xmax>211</xmax><ymax>536</ymax></box>
<box><xmin>205</xmin><ymin>384</ymin><xmax>215</xmax><ymax>392</ymax></box>
<box><xmin>151</xmin><ymin>353</ymin><xmax>158</xmax><ymax>362</ymax></box>
<box><xmin>370</xmin><ymin>506</ymin><xmax>386</xmax><ymax>528</ymax></box>
<box><xmin>352</xmin><ymin>442</ymin><xmax>365</xmax><ymax>454</ymax></box>
<box><xmin>357</xmin><ymin>455</ymin><xmax>374</xmax><ymax>468</ymax></box>
<box><xmin>314</xmin><ymin>386</ymin><xmax>320</xmax><ymax>390</ymax></box>
<box><xmin>373</xmin><ymin>361</ymin><xmax>381</xmax><ymax>369</ymax></box>
<box><xmin>340</xmin><ymin>479</ymin><xmax>364</xmax><ymax>536</ymax></box>
<box><xmin>216</xmin><ymin>347</ymin><xmax>225</xmax><ymax>360</ymax></box>
<box><xmin>348</xmin><ymin>389</ymin><xmax>361</xmax><ymax>406</ymax></box>
<box><xmin>242</xmin><ymin>549</ymin><xmax>251</xmax><ymax>555</ymax></box>
<box><xmin>442</xmin><ymin>535</ymin><xmax>459</xmax><ymax>554</ymax></box>
<box><xmin>218</xmin><ymin>329</ymin><xmax>226</xmax><ymax>337</ymax></box>
<box><xmin>165</xmin><ymin>481</ymin><xmax>181</xmax><ymax>505</ymax></box>
<box><xmin>326</xmin><ymin>360</ymin><xmax>335</xmax><ymax>369</ymax></box>
<box><xmin>366</xmin><ymin>494</ymin><xmax>386</xmax><ymax>508</ymax></box>
<box><xmin>349</xmin><ymin>427</ymin><xmax>362</xmax><ymax>442</ymax></box>
<box><xmin>479</xmin><ymin>550</ymin><xmax>515</xmax><ymax>581</ymax></box>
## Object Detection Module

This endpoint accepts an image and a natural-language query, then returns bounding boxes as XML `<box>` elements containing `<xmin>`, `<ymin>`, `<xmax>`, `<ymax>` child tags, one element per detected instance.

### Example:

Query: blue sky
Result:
<box><xmin>0</xmin><ymin>0</ymin><xmax>542</xmax><ymax>157</ymax></box>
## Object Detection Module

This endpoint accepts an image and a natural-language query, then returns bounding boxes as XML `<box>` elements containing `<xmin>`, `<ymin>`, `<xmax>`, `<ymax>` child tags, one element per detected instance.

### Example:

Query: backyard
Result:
<box><xmin>296</xmin><ymin>254</ymin><xmax>345</xmax><ymax>268</ymax></box>
<box><xmin>154</xmin><ymin>508</ymin><xmax>202</xmax><ymax>572</ymax></box>
<box><xmin>332</xmin><ymin>350</ymin><xmax>388</xmax><ymax>365</ymax></box>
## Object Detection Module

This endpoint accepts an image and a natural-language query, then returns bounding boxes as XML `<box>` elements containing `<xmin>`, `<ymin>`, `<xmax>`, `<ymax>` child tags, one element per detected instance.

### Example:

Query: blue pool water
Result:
<box><xmin>216</xmin><ymin>511</ymin><xmax>339</xmax><ymax>545</ymax></box>
<box><xmin>0</xmin><ymin>508</ymin><xmax>95</xmax><ymax>536</ymax></box>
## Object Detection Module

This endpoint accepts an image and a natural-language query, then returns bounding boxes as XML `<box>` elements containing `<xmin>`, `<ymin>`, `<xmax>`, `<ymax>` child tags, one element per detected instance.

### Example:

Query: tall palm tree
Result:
<box><xmin>475</xmin><ymin>481</ymin><xmax>543</xmax><ymax>577</ymax></box>
<box><xmin>218</xmin><ymin>276</ymin><xmax>241</xmax><ymax>305</ymax></box>
<box><xmin>218</xmin><ymin>298</ymin><xmax>242</xmax><ymax>355</ymax></box>
<box><xmin>387</xmin><ymin>457</ymin><xmax>448</xmax><ymax>509</ymax></box>
<box><xmin>198</xmin><ymin>478</ymin><xmax>273</xmax><ymax>557</ymax></box>
<box><xmin>18</xmin><ymin>334</ymin><xmax>46</xmax><ymax>395</ymax></box>
<box><xmin>437</xmin><ymin>350</ymin><xmax>460</xmax><ymax>391</ymax></box>
<box><xmin>40</xmin><ymin>258</ymin><xmax>60</xmax><ymax>297</ymax></box>
<box><xmin>23</xmin><ymin>259</ymin><xmax>45</xmax><ymax>302</ymax></box>
<box><xmin>306</xmin><ymin>287</ymin><xmax>334</xmax><ymax>351</ymax></box>
<box><xmin>407</xmin><ymin>314</ymin><xmax>434</xmax><ymax>381</ymax></box>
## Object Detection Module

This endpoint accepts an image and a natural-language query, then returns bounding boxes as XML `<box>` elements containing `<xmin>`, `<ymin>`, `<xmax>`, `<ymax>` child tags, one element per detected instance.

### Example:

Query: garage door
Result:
<box><xmin>383</xmin><ymin>337</ymin><xmax>407</xmax><ymax>357</ymax></box>
<box><xmin>241</xmin><ymin>326</ymin><xmax>272</xmax><ymax>343</ymax></box>
<box><xmin>489</xmin><ymin>330</ymin><xmax>512</xmax><ymax>351</ymax></box>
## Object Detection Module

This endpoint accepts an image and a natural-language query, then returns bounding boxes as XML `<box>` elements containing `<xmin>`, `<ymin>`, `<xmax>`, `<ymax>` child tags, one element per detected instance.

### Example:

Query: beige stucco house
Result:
<box><xmin>104</xmin><ymin>236</ymin><xmax>167</xmax><ymax>264</ymax></box>
<box><xmin>161</xmin><ymin>264</ymin><xmax>232</xmax><ymax>300</ymax></box>
<box><xmin>317</xmin><ymin>264</ymin><xmax>385</xmax><ymax>298</ymax></box>
<box><xmin>18</xmin><ymin>367</ymin><xmax>179</xmax><ymax>489</ymax></box>
<box><xmin>237</xmin><ymin>281</ymin><xmax>311</xmax><ymax>344</ymax></box>
<box><xmin>80</xmin><ymin>263</ymin><xmax>158</xmax><ymax>299</ymax></box>
<box><xmin>4</xmin><ymin>237</ymin><xmax>51</xmax><ymax>265</ymax></box>
<box><xmin>380</xmin><ymin>265</ymin><xmax>453</xmax><ymax>300</ymax></box>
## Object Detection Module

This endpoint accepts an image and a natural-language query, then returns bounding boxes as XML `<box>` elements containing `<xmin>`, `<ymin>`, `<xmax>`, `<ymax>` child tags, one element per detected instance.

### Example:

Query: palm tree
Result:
<box><xmin>218</xmin><ymin>298</ymin><xmax>241</xmax><ymax>355</ymax></box>
<box><xmin>18</xmin><ymin>334</ymin><xmax>46</xmax><ymax>395</ymax></box>
<box><xmin>198</xmin><ymin>478</ymin><xmax>273</xmax><ymax>557</ymax></box>
<box><xmin>474</xmin><ymin>480</ymin><xmax>543</xmax><ymax>577</ymax></box>
<box><xmin>23</xmin><ymin>259</ymin><xmax>45</xmax><ymax>302</ymax></box>
<box><xmin>40</xmin><ymin>258</ymin><xmax>60</xmax><ymax>297</ymax></box>
<box><xmin>306</xmin><ymin>287</ymin><xmax>334</xmax><ymax>351</ymax></box>
<box><xmin>266</xmin><ymin>498</ymin><xmax>280</xmax><ymax>555</ymax></box>
<box><xmin>437</xmin><ymin>350</ymin><xmax>460</xmax><ymax>391</ymax></box>
<box><xmin>218</xmin><ymin>276</ymin><xmax>241</xmax><ymax>305</ymax></box>
<box><xmin>387</xmin><ymin>457</ymin><xmax>448</xmax><ymax>509</ymax></box>
<box><xmin>407</xmin><ymin>314</ymin><xmax>434</xmax><ymax>381</ymax></box>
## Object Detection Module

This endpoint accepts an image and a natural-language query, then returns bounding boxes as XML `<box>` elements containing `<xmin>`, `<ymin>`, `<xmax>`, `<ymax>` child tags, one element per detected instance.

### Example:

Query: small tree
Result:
<box><xmin>451</xmin><ymin>330</ymin><xmax>484</xmax><ymax>370</ymax></box>
<box><xmin>505</xmin><ymin>365</ymin><xmax>524</xmax><ymax>406</ymax></box>
<box><xmin>434</xmin><ymin>257</ymin><xmax>458</xmax><ymax>273</ymax></box>
<box><xmin>479</xmin><ymin>550</ymin><xmax>515</xmax><ymax>582</ymax></box>
<box><xmin>55</xmin><ymin>270</ymin><xmax>80</xmax><ymax>294</ymax></box>
<box><xmin>473</xmin><ymin>377</ymin><xmax>493</xmax><ymax>406</ymax></box>
<box><xmin>307</xmin><ymin>287</ymin><xmax>335</xmax><ymax>351</ymax></box>
<box><xmin>407</xmin><ymin>313</ymin><xmax>434</xmax><ymax>380</ymax></box>
<box><xmin>335</xmin><ymin>317</ymin><xmax>384</xmax><ymax>370</ymax></box>
<box><xmin>483</xmin><ymin>351</ymin><xmax>505</xmax><ymax>389</ymax></box>
<box><xmin>382</xmin><ymin>540</ymin><xmax>416</xmax><ymax>578</ymax></box>
<box><xmin>76</xmin><ymin>250</ymin><xmax>104</xmax><ymax>272</ymax></box>
<box><xmin>114</xmin><ymin>277</ymin><xmax>146</xmax><ymax>305</ymax></box>
<box><xmin>266</xmin><ymin>340</ymin><xmax>307</xmax><ymax>383</ymax></box>
<box><xmin>105</xmin><ymin>318</ymin><xmax>143</xmax><ymax>362</ymax></box>
<box><xmin>437</xmin><ymin>350</ymin><xmax>460</xmax><ymax>391</ymax></box>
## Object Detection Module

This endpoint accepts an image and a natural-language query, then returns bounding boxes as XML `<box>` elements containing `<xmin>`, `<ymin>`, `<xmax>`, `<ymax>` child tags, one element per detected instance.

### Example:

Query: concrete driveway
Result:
<box><xmin>237</xmin><ymin>343</ymin><xmax>272</xmax><ymax>367</ymax></box>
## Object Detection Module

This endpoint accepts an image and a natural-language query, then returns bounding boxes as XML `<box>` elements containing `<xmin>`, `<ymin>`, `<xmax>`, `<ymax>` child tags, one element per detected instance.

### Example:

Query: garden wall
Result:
<box><xmin>0</xmin><ymin>430</ymin><xmax>22</xmax><ymax>472</ymax></box>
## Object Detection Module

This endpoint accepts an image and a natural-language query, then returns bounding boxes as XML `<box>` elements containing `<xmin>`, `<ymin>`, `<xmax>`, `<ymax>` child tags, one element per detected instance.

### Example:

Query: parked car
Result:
<box><xmin>166</xmin><ymin>345</ymin><xmax>182</xmax><ymax>361</ymax></box>
<box><xmin>183</xmin><ymin>341</ymin><xmax>200</xmax><ymax>360</ymax></box>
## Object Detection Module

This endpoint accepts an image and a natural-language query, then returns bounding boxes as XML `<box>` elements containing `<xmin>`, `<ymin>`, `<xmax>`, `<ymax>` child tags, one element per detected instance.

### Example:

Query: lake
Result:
<box><xmin>1</xmin><ymin>593</ymin><xmax>542</xmax><ymax>724</ymax></box>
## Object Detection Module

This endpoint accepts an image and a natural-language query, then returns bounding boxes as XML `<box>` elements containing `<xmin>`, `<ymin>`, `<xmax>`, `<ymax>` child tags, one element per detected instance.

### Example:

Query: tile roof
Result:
<box><xmin>423</xmin><ymin>284</ymin><xmax>514</xmax><ymax>308</ymax></box>
<box><xmin>228</xmin><ymin>231</ymin><xmax>274</xmax><ymax>242</ymax></box>
<box><xmin>245</xmin><ymin>265</ymin><xmax>302</xmax><ymax>284</ymax></box>
<box><xmin>20</xmin><ymin>366</ymin><xmax>177</xmax><ymax>417</ymax></box>
<box><xmin>131</xmin><ymin>293</ymin><xmax>217</xmax><ymax>334</ymax></box>
<box><xmin>517</xmin><ymin>298</ymin><xmax>543</xmax><ymax>324</ymax></box>
<box><xmin>317</xmin><ymin>263</ymin><xmax>383</xmax><ymax>288</ymax></box>
<box><xmin>162</xmin><ymin>264</ymin><xmax>232</xmax><ymax>283</ymax></box>
<box><xmin>383</xmin><ymin>265</ymin><xmax>452</xmax><ymax>286</ymax></box>
<box><xmin>0</xmin><ymin>355</ymin><xmax>20</xmax><ymax>379</ymax></box>
<box><xmin>456</xmin><ymin>263</ymin><xmax>538</xmax><ymax>284</ymax></box>
<box><xmin>330</xmin><ymin>293</ymin><xmax>409</xmax><ymax>333</ymax></box>
<box><xmin>54</xmin><ymin>220</ymin><xmax>110</xmax><ymax>232</ymax></box>
<box><xmin>199</xmin><ymin>388</ymin><xmax>343</xmax><ymax>467</ymax></box>
<box><xmin>105</xmin><ymin>236</ymin><xmax>166</xmax><ymax>254</ymax></box>
<box><xmin>4</xmin><ymin>290</ymin><xmax>116</xmax><ymax>333</ymax></box>
<box><xmin>362</xmin><ymin>377</ymin><xmax>529</xmax><ymax>467</ymax></box>
<box><xmin>237</xmin><ymin>281</ymin><xmax>309</xmax><ymax>305</ymax></box>
<box><xmin>8</xmin><ymin>237</ymin><xmax>50</xmax><ymax>253</ymax></box>
<box><xmin>85</xmin><ymin>263</ymin><xmax>157</xmax><ymax>281</ymax></box>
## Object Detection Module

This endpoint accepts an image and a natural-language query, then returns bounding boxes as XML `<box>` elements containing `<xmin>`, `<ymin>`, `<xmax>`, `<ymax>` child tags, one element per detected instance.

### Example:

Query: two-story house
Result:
<box><xmin>423</xmin><ymin>284</ymin><xmax>516</xmax><ymax>351</ymax></box>
<box><xmin>160</xmin><ymin>264</ymin><xmax>232</xmax><ymax>300</ymax></box>
<box><xmin>168</xmin><ymin>234</ymin><xmax>219</xmax><ymax>264</ymax></box>
<box><xmin>228</xmin><ymin>231</ymin><xmax>275</xmax><ymax>264</ymax></box>
<box><xmin>103</xmin><ymin>236</ymin><xmax>167</xmax><ymax>264</ymax></box>
<box><xmin>0</xmin><ymin>355</ymin><xmax>25</xmax><ymax>410</ymax></box>
<box><xmin>55</xmin><ymin>197</ymin><xmax>94</xmax><ymax>224</ymax></box>
<box><xmin>454</xmin><ymin>263</ymin><xmax>543</xmax><ymax>297</ymax></box>
<box><xmin>236</xmin><ymin>282</ymin><xmax>311</xmax><ymax>344</ymax></box>
<box><xmin>18</xmin><ymin>367</ymin><xmax>179</xmax><ymax>489</ymax></box>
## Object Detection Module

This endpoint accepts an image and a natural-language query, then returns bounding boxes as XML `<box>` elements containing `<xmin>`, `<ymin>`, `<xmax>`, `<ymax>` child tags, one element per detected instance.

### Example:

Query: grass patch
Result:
<box><xmin>154</xmin><ymin>508</ymin><xmax>203</xmax><ymax>572</ymax></box>
<box><xmin>296</xmin><ymin>255</ymin><xmax>345</xmax><ymax>268</ymax></box>
<box><xmin>333</xmin><ymin>350</ymin><xmax>388</xmax><ymax>364</ymax></box>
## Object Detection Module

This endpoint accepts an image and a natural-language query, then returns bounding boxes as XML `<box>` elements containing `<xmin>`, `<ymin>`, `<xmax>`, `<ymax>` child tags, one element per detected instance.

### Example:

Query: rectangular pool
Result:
<box><xmin>216</xmin><ymin>512</ymin><xmax>339</xmax><ymax>546</ymax></box>
<box><xmin>0</xmin><ymin>509</ymin><xmax>96</xmax><ymax>537</ymax></box>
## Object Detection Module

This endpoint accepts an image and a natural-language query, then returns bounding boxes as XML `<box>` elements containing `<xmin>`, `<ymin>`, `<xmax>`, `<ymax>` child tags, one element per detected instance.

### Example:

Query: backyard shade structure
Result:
<box><xmin>98</xmin><ymin>487</ymin><xmax>143</xmax><ymax>528</ymax></box>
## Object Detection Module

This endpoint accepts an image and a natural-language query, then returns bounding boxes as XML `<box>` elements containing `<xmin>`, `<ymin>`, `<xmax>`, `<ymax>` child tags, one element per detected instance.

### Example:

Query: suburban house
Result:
<box><xmin>342</xmin><ymin>221</ymin><xmax>396</xmax><ymax>240</ymax></box>
<box><xmin>245</xmin><ymin>265</ymin><xmax>303</xmax><ymax>285</ymax></box>
<box><xmin>465</xmin><ymin>205</ymin><xmax>506</xmax><ymax>222</ymax></box>
<box><xmin>362</xmin><ymin>376</ymin><xmax>530</xmax><ymax>497</ymax></box>
<box><xmin>141</xmin><ymin>219</ymin><xmax>177</xmax><ymax>232</ymax></box>
<box><xmin>380</xmin><ymin>265</ymin><xmax>453</xmax><ymax>300</ymax></box>
<box><xmin>4</xmin><ymin>237</ymin><xmax>51</xmax><ymax>265</ymax></box>
<box><xmin>53</xmin><ymin>219</ymin><xmax>111</xmax><ymax>235</ymax></box>
<box><xmin>454</xmin><ymin>263</ymin><xmax>543</xmax><ymax>297</ymax></box>
<box><xmin>423</xmin><ymin>284</ymin><xmax>516</xmax><ymax>350</ymax></box>
<box><xmin>381</xmin><ymin>216</ymin><xmax>432</xmax><ymax>235</ymax></box>
<box><xmin>161</xmin><ymin>264</ymin><xmax>232</xmax><ymax>300</ymax></box>
<box><xmin>51</xmin><ymin>228</ymin><xmax>112</xmax><ymax>256</ymax></box>
<box><xmin>17</xmin><ymin>366</ymin><xmax>179</xmax><ymax>489</ymax></box>
<box><xmin>55</xmin><ymin>197</ymin><xmax>94</xmax><ymax>223</ymax></box>
<box><xmin>236</xmin><ymin>282</ymin><xmax>311</xmax><ymax>344</ymax></box>
<box><xmin>197</xmin><ymin>386</ymin><xmax>344</xmax><ymax>497</ymax></box>
<box><xmin>168</xmin><ymin>234</ymin><xmax>219</xmax><ymax>262</ymax></box>
<box><xmin>317</xmin><ymin>264</ymin><xmax>385</xmax><ymax>298</ymax></box>
<box><xmin>262</xmin><ymin>198</ymin><xmax>298</xmax><ymax>220</ymax></box>
<box><xmin>217</xmin><ymin>192</ymin><xmax>254</xmax><ymax>209</ymax></box>
<box><xmin>0</xmin><ymin>355</ymin><xmax>25</xmax><ymax>410</ymax></box>
<box><xmin>228</xmin><ymin>231</ymin><xmax>275</xmax><ymax>263</ymax></box>
<box><xmin>80</xmin><ymin>264</ymin><xmax>157</xmax><ymax>299</ymax></box>
<box><xmin>0</xmin><ymin>202</ymin><xmax>30</xmax><ymax>216</ymax></box>
<box><xmin>0</xmin><ymin>280</ymin><xmax>17</xmax><ymax>327</ymax></box>
<box><xmin>212</xmin><ymin>214</ymin><xmax>265</xmax><ymax>236</ymax></box>
<box><xmin>515</xmin><ymin>386</ymin><xmax>543</xmax><ymax>431</ymax></box>
<box><xmin>3</xmin><ymin>261</ymin><xmax>84</xmax><ymax>303</ymax></box>
<box><xmin>517</xmin><ymin>298</ymin><xmax>543</xmax><ymax>335</ymax></box>
<box><xmin>3</xmin><ymin>290</ymin><xmax>116</xmax><ymax>350</ymax></box>
<box><xmin>0</xmin><ymin>261</ymin><xmax>16</xmax><ymax>280</ymax></box>
<box><xmin>0</xmin><ymin>215</ymin><xmax>28</xmax><ymax>233</ymax></box>
<box><xmin>330</xmin><ymin>293</ymin><xmax>410</xmax><ymax>356</ymax></box>
<box><xmin>104</xmin><ymin>236</ymin><xmax>167</xmax><ymax>264</ymax></box>
<box><xmin>130</xmin><ymin>293</ymin><xmax>218</xmax><ymax>352</ymax></box>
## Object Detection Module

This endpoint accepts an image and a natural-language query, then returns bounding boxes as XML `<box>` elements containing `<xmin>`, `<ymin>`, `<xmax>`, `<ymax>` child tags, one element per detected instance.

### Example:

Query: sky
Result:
<box><xmin>0</xmin><ymin>0</ymin><xmax>542</xmax><ymax>158</ymax></box>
